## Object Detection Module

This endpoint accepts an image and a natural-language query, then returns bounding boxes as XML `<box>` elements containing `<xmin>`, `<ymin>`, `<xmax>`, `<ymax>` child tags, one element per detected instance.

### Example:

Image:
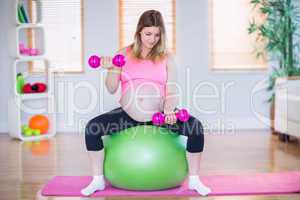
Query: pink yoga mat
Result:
<box><xmin>41</xmin><ymin>171</ymin><xmax>300</xmax><ymax>197</ymax></box>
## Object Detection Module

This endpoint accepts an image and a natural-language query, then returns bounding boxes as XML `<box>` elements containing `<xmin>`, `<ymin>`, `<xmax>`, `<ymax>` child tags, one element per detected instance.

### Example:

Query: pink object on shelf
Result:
<box><xmin>41</xmin><ymin>171</ymin><xmax>300</xmax><ymax>197</ymax></box>
<box><xmin>19</xmin><ymin>43</ymin><xmax>28</xmax><ymax>54</ymax></box>
<box><xmin>19</xmin><ymin>43</ymin><xmax>25</xmax><ymax>50</ymax></box>
<box><xmin>20</xmin><ymin>49</ymin><xmax>30</xmax><ymax>55</ymax></box>
<box><xmin>19</xmin><ymin>43</ymin><xmax>40</xmax><ymax>56</ymax></box>
<box><xmin>29</xmin><ymin>48</ymin><xmax>40</xmax><ymax>56</ymax></box>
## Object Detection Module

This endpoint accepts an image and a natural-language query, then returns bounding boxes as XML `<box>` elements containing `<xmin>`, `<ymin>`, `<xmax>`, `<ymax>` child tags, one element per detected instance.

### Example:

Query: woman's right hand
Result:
<box><xmin>101</xmin><ymin>56</ymin><xmax>113</xmax><ymax>69</ymax></box>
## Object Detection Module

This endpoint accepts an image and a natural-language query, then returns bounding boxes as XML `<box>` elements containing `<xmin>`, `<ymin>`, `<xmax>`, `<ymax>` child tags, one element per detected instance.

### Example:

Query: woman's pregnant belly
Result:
<box><xmin>119</xmin><ymin>80</ymin><xmax>165</xmax><ymax>122</ymax></box>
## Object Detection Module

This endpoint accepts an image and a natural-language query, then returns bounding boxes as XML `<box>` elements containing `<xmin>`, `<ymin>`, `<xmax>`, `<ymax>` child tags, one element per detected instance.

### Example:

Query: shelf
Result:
<box><xmin>17</xmin><ymin>23</ymin><xmax>43</xmax><ymax>29</ymax></box>
<box><xmin>20</xmin><ymin>109</ymin><xmax>55</xmax><ymax>141</ymax></box>
<box><xmin>16</xmin><ymin>0</ymin><xmax>42</xmax><ymax>25</ymax></box>
<box><xmin>18</xmin><ymin>92</ymin><xmax>50</xmax><ymax>100</ymax></box>
<box><xmin>17</xmin><ymin>56</ymin><xmax>45</xmax><ymax>62</ymax></box>
<box><xmin>18</xmin><ymin>55</ymin><xmax>46</xmax><ymax>60</ymax></box>
<box><xmin>16</xmin><ymin>25</ymin><xmax>45</xmax><ymax>58</ymax></box>
<box><xmin>9</xmin><ymin>0</ymin><xmax>56</xmax><ymax>141</ymax></box>
<box><xmin>8</xmin><ymin>97</ymin><xmax>56</xmax><ymax>141</ymax></box>
<box><xmin>13</xmin><ymin>59</ymin><xmax>49</xmax><ymax>98</ymax></box>
<box><xmin>20</xmin><ymin>133</ymin><xmax>55</xmax><ymax>142</ymax></box>
<box><xmin>17</xmin><ymin>22</ymin><xmax>42</xmax><ymax>26</ymax></box>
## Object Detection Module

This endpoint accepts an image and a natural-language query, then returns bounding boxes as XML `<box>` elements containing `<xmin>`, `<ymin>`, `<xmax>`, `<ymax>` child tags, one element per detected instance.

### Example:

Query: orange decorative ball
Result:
<box><xmin>29</xmin><ymin>115</ymin><xmax>49</xmax><ymax>134</ymax></box>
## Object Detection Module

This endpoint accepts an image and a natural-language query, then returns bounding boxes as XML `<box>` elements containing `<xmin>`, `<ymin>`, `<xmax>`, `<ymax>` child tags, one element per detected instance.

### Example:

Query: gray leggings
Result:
<box><xmin>85</xmin><ymin>107</ymin><xmax>205</xmax><ymax>153</ymax></box>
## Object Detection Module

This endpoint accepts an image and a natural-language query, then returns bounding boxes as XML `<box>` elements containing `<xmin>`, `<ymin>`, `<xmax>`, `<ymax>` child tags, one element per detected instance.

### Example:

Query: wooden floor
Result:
<box><xmin>1</xmin><ymin>130</ymin><xmax>300</xmax><ymax>200</ymax></box>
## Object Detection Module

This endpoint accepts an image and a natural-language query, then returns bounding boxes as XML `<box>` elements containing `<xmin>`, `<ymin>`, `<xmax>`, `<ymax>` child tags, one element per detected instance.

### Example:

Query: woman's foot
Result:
<box><xmin>80</xmin><ymin>175</ymin><xmax>105</xmax><ymax>196</ymax></box>
<box><xmin>188</xmin><ymin>175</ymin><xmax>211</xmax><ymax>196</ymax></box>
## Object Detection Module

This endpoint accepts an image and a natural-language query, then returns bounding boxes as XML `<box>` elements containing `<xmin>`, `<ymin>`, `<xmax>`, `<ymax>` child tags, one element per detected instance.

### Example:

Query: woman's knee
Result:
<box><xmin>184</xmin><ymin>117</ymin><xmax>204</xmax><ymax>152</ymax></box>
<box><xmin>85</xmin><ymin>118</ymin><xmax>104</xmax><ymax>138</ymax></box>
<box><xmin>184</xmin><ymin>116</ymin><xmax>204</xmax><ymax>136</ymax></box>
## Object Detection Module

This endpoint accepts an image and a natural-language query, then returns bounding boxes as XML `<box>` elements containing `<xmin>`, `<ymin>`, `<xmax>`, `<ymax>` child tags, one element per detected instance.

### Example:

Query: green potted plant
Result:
<box><xmin>248</xmin><ymin>0</ymin><xmax>300</xmax><ymax>104</ymax></box>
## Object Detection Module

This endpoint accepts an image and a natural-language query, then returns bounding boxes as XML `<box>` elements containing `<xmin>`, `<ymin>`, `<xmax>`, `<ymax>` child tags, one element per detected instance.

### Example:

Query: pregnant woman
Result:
<box><xmin>81</xmin><ymin>10</ymin><xmax>211</xmax><ymax>196</ymax></box>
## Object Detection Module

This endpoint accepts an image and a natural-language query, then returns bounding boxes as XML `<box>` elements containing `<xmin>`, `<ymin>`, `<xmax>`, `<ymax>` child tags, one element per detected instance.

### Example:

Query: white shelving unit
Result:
<box><xmin>16</xmin><ymin>24</ymin><xmax>46</xmax><ymax>58</ymax></box>
<box><xmin>8</xmin><ymin>0</ymin><xmax>56</xmax><ymax>141</ymax></box>
<box><xmin>15</xmin><ymin>0</ymin><xmax>42</xmax><ymax>25</ymax></box>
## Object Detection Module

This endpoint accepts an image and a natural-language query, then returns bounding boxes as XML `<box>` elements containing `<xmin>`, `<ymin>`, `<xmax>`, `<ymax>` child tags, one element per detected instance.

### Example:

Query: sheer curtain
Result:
<box><xmin>209</xmin><ymin>0</ymin><xmax>266</xmax><ymax>70</ymax></box>
<box><xmin>31</xmin><ymin>0</ymin><xmax>83</xmax><ymax>72</ymax></box>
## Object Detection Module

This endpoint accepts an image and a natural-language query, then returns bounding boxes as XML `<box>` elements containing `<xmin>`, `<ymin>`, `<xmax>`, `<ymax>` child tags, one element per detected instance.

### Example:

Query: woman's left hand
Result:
<box><xmin>164</xmin><ymin>112</ymin><xmax>177</xmax><ymax>125</ymax></box>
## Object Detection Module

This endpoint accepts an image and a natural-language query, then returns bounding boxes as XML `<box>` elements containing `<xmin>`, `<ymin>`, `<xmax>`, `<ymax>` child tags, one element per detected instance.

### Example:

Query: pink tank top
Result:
<box><xmin>120</xmin><ymin>47</ymin><xmax>167</xmax><ymax>98</ymax></box>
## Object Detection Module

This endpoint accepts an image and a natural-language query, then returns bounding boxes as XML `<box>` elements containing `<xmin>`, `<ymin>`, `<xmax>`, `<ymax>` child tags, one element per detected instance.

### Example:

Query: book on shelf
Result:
<box><xmin>18</xmin><ymin>2</ymin><xmax>30</xmax><ymax>23</ymax></box>
<box><xmin>18</xmin><ymin>5</ymin><xmax>26</xmax><ymax>23</ymax></box>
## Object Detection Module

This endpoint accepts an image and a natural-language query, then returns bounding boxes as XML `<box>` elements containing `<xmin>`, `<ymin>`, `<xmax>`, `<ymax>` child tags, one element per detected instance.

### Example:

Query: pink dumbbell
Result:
<box><xmin>88</xmin><ymin>54</ymin><xmax>126</xmax><ymax>69</ymax></box>
<box><xmin>152</xmin><ymin>108</ymin><xmax>190</xmax><ymax>126</ymax></box>
<box><xmin>19</xmin><ymin>43</ymin><xmax>30</xmax><ymax>55</ymax></box>
<box><xmin>19</xmin><ymin>43</ymin><xmax>40</xmax><ymax>56</ymax></box>
<box><xmin>29</xmin><ymin>48</ymin><xmax>39</xmax><ymax>56</ymax></box>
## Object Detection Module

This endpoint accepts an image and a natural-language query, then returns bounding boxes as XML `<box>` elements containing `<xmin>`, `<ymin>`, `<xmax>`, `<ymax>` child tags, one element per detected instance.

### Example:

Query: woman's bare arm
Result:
<box><xmin>164</xmin><ymin>53</ymin><xmax>180</xmax><ymax>113</ymax></box>
<box><xmin>104</xmin><ymin>49</ymin><xmax>124</xmax><ymax>94</ymax></box>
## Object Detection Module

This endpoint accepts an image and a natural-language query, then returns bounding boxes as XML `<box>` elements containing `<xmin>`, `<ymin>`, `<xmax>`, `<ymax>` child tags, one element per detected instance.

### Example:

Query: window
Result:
<box><xmin>30</xmin><ymin>0</ymin><xmax>83</xmax><ymax>73</ymax></box>
<box><xmin>119</xmin><ymin>0</ymin><xmax>176</xmax><ymax>53</ymax></box>
<box><xmin>209</xmin><ymin>0</ymin><xmax>266</xmax><ymax>70</ymax></box>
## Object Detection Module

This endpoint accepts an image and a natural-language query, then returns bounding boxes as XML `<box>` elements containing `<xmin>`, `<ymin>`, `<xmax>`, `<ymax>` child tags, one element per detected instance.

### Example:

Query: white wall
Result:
<box><xmin>0</xmin><ymin>0</ymin><xmax>275</xmax><ymax>134</ymax></box>
<box><xmin>0</xmin><ymin>0</ymin><xmax>12</xmax><ymax>132</ymax></box>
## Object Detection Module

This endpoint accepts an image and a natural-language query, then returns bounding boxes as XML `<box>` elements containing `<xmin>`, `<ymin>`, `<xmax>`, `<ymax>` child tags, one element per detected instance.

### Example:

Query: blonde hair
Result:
<box><xmin>129</xmin><ymin>10</ymin><xmax>167</xmax><ymax>62</ymax></box>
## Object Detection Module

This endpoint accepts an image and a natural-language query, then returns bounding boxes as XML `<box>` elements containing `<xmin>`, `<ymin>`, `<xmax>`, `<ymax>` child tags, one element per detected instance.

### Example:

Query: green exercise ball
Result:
<box><xmin>103</xmin><ymin>125</ymin><xmax>188</xmax><ymax>191</ymax></box>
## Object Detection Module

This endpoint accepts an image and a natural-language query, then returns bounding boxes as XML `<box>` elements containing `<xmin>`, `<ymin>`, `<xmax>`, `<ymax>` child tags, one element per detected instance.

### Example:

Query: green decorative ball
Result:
<box><xmin>23</xmin><ymin>127</ymin><xmax>33</xmax><ymax>137</ymax></box>
<box><xmin>103</xmin><ymin>125</ymin><xmax>188</xmax><ymax>191</ymax></box>
<box><xmin>22</xmin><ymin>125</ymin><xmax>29</xmax><ymax>132</ymax></box>
<box><xmin>32</xmin><ymin>129</ymin><xmax>41</xmax><ymax>136</ymax></box>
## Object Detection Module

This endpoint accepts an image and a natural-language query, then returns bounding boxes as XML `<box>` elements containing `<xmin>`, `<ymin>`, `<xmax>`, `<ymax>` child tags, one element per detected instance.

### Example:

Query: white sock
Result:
<box><xmin>188</xmin><ymin>175</ymin><xmax>211</xmax><ymax>196</ymax></box>
<box><xmin>80</xmin><ymin>175</ymin><xmax>105</xmax><ymax>196</ymax></box>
